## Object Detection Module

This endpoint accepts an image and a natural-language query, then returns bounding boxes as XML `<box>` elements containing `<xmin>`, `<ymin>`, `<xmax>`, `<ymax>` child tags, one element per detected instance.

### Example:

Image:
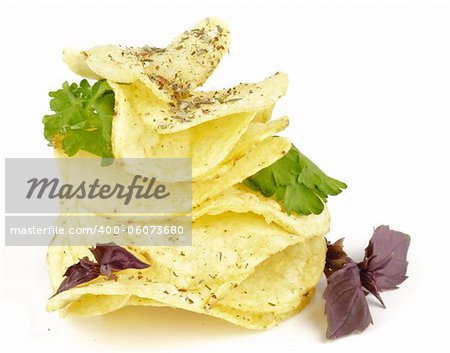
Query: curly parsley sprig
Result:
<box><xmin>43</xmin><ymin>79</ymin><xmax>114</xmax><ymax>158</ymax></box>
<box><xmin>243</xmin><ymin>146</ymin><xmax>347</xmax><ymax>216</ymax></box>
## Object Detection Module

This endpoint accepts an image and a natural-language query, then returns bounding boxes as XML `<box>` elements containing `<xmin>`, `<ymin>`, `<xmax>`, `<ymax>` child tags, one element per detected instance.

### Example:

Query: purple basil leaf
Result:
<box><xmin>323</xmin><ymin>262</ymin><xmax>373</xmax><ymax>339</ymax></box>
<box><xmin>52</xmin><ymin>243</ymin><xmax>150</xmax><ymax>297</ymax></box>
<box><xmin>360</xmin><ymin>225</ymin><xmax>410</xmax><ymax>291</ymax></box>
<box><xmin>53</xmin><ymin>257</ymin><xmax>100</xmax><ymax>296</ymax></box>
<box><xmin>359</xmin><ymin>268</ymin><xmax>385</xmax><ymax>308</ymax></box>
<box><xmin>324</xmin><ymin>238</ymin><xmax>352</xmax><ymax>278</ymax></box>
<box><xmin>90</xmin><ymin>242</ymin><xmax>150</xmax><ymax>278</ymax></box>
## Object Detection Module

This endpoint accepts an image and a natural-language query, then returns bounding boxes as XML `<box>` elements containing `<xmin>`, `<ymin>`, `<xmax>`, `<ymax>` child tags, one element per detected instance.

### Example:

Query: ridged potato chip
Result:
<box><xmin>143</xmin><ymin>72</ymin><xmax>288</xmax><ymax>133</ymax></box>
<box><xmin>63</xmin><ymin>17</ymin><xmax>230</xmax><ymax>102</ymax></box>
<box><xmin>195</xmin><ymin>116</ymin><xmax>289</xmax><ymax>181</ymax></box>
<box><xmin>194</xmin><ymin>184</ymin><xmax>330</xmax><ymax>236</ymax></box>
<box><xmin>192</xmin><ymin>136</ymin><xmax>291</xmax><ymax>206</ymax></box>
<box><xmin>47</xmin><ymin>212</ymin><xmax>327</xmax><ymax>329</ymax></box>
<box><xmin>110</xmin><ymin>73</ymin><xmax>288</xmax><ymax>180</ymax></box>
<box><xmin>111</xmin><ymin>81</ymin><xmax>264</xmax><ymax>179</ymax></box>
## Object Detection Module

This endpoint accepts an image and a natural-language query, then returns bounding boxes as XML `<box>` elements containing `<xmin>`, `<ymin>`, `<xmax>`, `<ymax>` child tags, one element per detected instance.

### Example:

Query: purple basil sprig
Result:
<box><xmin>323</xmin><ymin>225</ymin><xmax>410</xmax><ymax>339</ymax></box>
<box><xmin>324</xmin><ymin>262</ymin><xmax>373</xmax><ymax>338</ymax></box>
<box><xmin>52</xmin><ymin>242</ymin><xmax>150</xmax><ymax>297</ymax></box>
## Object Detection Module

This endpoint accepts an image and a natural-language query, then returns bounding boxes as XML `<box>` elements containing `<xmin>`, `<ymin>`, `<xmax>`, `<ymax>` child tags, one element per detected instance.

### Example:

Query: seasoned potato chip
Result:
<box><xmin>194</xmin><ymin>184</ymin><xmax>330</xmax><ymax>236</ymax></box>
<box><xmin>210</xmin><ymin>236</ymin><xmax>326</xmax><ymax>328</ymax></box>
<box><xmin>228</xmin><ymin>116</ymin><xmax>289</xmax><ymax>160</ymax></box>
<box><xmin>142</xmin><ymin>72</ymin><xmax>288</xmax><ymax>133</ymax></box>
<box><xmin>109</xmin><ymin>71</ymin><xmax>287</xmax><ymax>135</ymax></box>
<box><xmin>63</xmin><ymin>17</ymin><xmax>230</xmax><ymax>102</ymax></box>
<box><xmin>110</xmin><ymin>80</ymin><xmax>265</xmax><ymax>179</ymax></box>
<box><xmin>62</xmin><ymin>47</ymin><xmax>103</xmax><ymax>80</ymax></box>
<box><xmin>195</xmin><ymin>116</ymin><xmax>289</xmax><ymax>181</ymax></box>
<box><xmin>61</xmin><ymin>295</ymin><xmax>132</xmax><ymax>317</ymax></box>
<box><xmin>136</xmin><ymin>17</ymin><xmax>230</xmax><ymax>92</ymax></box>
<box><xmin>110</xmin><ymin>76</ymin><xmax>287</xmax><ymax>179</ymax></box>
<box><xmin>192</xmin><ymin>136</ymin><xmax>291</xmax><ymax>206</ymax></box>
<box><xmin>47</xmin><ymin>212</ymin><xmax>327</xmax><ymax>329</ymax></box>
<box><xmin>85</xmin><ymin>45</ymin><xmax>143</xmax><ymax>83</ymax></box>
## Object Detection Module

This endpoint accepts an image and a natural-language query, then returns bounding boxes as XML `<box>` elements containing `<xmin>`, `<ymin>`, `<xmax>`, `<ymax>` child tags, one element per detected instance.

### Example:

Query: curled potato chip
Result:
<box><xmin>85</xmin><ymin>45</ymin><xmax>142</xmax><ymax>83</ymax></box>
<box><xmin>62</xmin><ymin>48</ymin><xmax>103</xmax><ymax>80</ymax></box>
<box><xmin>136</xmin><ymin>17</ymin><xmax>230</xmax><ymax>92</ymax></box>
<box><xmin>110</xmin><ymin>75</ymin><xmax>287</xmax><ymax>179</ymax></box>
<box><xmin>63</xmin><ymin>17</ymin><xmax>230</xmax><ymax>102</ymax></box>
<box><xmin>194</xmin><ymin>184</ymin><xmax>330</xmax><ymax>236</ymax></box>
<box><xmin>144</xmin><ymin>72</ymin><xmax>288</xmax><ymax>133</ymax></box>
<box><xmin>110</xmin><ymin>81</ymin><xmax>261</xmax><ymax>180</ymax></box>
<box><xmin>110</xmin><ymin>71</ymin><xmax>287</xmax><ymax>136</ymax></box>
<box><xmin>192</xmin><ymin>136</ymin><xmax>291</xmax><ymax>206</ymax></box>
<box><xmin>195</xmin><ymin>116</ymin><xmax>289</xmax><ymax>182</ymax></box>
<box><xmin>47</xmin><ymin>212</ymin><xmax>327</xmax><ymax>329</ymax></box>
<box><xmin>210</xmin><ymin>236</ymin><xmax>325</xmax><ymax>328</ymax></box>
<box><xmin>228</xmin><ymin>116</ymin><xmax>289</xmax><ymax>160</ymax></box>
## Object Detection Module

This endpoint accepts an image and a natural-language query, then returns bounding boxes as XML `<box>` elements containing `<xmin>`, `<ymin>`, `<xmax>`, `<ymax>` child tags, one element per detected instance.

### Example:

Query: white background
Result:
<box><xmin>0</xmin><ymin>0</ymin><xmax>449</xmax><ymax>352</ymax></box>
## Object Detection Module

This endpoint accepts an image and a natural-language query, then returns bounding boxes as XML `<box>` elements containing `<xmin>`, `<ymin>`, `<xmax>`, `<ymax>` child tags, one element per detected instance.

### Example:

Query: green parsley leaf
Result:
<box><xmin>43</xmin><ymin>79</ymin><xmax>115</xmax><ymax>159</ymax></box>
<box><xmin>243</xmin><ymin>146</ymin><xmax>347</xmax><ymax>215</ymax></box>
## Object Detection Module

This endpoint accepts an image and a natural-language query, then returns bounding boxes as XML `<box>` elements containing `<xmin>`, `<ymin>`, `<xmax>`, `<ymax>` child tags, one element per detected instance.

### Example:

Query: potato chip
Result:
<box><xmin>194</xmin><ymin>116</ymin><xmax>289</xmax><ymax>182</ymax></box>
<box><xmin>47</xmin><ymin>212</ymin><xmax>327</xmax><ymax>329</ymax></box>
<box><xmin>110</xmin><ymin>81</ymin><xmax>264</xmax><ymax>179</ymax></box>
<box><xmin>142</xmin><ymin>72</ymin><xmax>288</xmax><ymax>134</ymax></box>
<box><xmin>63</xmin><ymin>17</ymin><xmax>230</xmax><ymax>102</ymax></box>
<box><xmin>228</xmin><ymin>116</ymin><xmax>289</xmax><ymax>161</ymax></box>
<box><xmin>62</xmin><ymin>47</ymin><xmax>103</xmax><ymax>80</ymax></box>
<box><xmin>110</xmin><ymin>76</ymin><xmax>287</xmax><ymax>179</ymax></box>
<box><xmin>192</xmin><ymin>136</ymin><xmax>291</xmax><ymax>206</ymax></box>
<box><xmin>193</xmin><ymin>184</ymin><xmax>330</xmax><ymax>236</ymax></box>
<box><xmin>210</xmin><ymin>236</ymin><xmax>326</xmax><ymax>328</ymax></box>
<box><xmin>135</xmin><ymin>17</ymin><xmax>230</xmax><ymax>92</ymax></box>
<box><xmin>61</xmin><ymin>295</ymin><xmax>132</xmax><ymax>317</ymax></box>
